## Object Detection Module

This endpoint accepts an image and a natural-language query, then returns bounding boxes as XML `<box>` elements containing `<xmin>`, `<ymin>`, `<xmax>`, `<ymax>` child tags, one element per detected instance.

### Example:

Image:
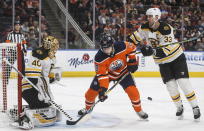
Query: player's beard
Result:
<box><xmin>149</xmin><ymin>20</ymin><xmax>159</xmax><ymax>30</ymax></box>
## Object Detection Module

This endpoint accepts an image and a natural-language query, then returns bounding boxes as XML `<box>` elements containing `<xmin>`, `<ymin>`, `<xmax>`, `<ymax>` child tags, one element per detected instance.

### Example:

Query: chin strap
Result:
<box><xmin>110</xmin><ymin>46</ymin><xmax>115</xmax><ymax>57</ymax></box>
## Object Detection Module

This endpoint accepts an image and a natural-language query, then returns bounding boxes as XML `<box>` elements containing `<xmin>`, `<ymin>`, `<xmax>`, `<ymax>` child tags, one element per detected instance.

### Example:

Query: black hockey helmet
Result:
<box><xmin>14</xmin><ymin>21</ymin><xmax>21</xmax><ymax>25</ymax></box>
<box><xmin>99</xmin><ymin>33</ymin><xmax>114</xmax><ymax>49</ymax></box>
<box><xmin>99</xmin><ymin>33</ymin><xmax>115</xmax><ymax>57</ymax></box>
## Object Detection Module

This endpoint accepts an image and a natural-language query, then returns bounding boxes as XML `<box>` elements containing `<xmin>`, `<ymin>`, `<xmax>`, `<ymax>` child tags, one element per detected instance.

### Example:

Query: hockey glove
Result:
<box><xmin>127</xmin><ymin>59</ymin><xmax>138</xmax><ymax>73</ymax></box>
<box><xmin>140</xmin><ymin>45</ymin><xmax>154</xmax><ymax>56</ymax></box>
<box><xmin>98</xmin><ymin>87</ymin><xmax>108</xmax><ymax>102</ymax></box>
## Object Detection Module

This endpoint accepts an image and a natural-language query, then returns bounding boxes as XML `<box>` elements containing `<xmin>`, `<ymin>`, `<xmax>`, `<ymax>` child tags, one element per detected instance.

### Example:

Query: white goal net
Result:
<box><xmin>0</xmin><ymin>43</ymin><xmax>22</xmax><ymax>127</ymax></box>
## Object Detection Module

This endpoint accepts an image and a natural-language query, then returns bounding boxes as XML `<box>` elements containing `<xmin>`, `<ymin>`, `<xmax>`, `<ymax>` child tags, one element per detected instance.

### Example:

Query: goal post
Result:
<box><xmin>0</xmin><ymin>43</ymin><xmax>22</xmax><ymax>122</ymax></box>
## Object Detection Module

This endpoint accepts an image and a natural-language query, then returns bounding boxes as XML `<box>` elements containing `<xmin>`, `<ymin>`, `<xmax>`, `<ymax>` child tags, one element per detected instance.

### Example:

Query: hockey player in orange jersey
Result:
<box><xmin>78</xmin><ymin>33</ymin><xmax>148</xmax><ymax>120</ymax></box>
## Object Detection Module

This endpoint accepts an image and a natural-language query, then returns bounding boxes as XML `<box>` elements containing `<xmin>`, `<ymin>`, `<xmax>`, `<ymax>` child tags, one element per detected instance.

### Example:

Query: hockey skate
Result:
<box><xmin>10</xmin><ymin>114</ymin><xmax>34</xmax><ymax>130</ymax></box>
<box><xmin>193</xmin><ymin>106</ymin><xmax>201</xmax><ymax>121</ymax></box>
<box><xmin>78</xmin><ymin>108</ymin><xmax>88</xmax><ymax>116</ymax></box>
<box><xmin>176</xmin><ymin>105</ymin><xmax>184</xmax><ymax>120</ymax></box>
<box><xmin>136</xmin><ymin>110</ymin><xmax>148</xmax><ymax>120</ymax></box>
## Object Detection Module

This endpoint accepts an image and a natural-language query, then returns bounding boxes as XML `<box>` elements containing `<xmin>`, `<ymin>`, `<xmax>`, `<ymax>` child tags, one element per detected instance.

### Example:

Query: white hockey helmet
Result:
<box><xmin>146</xmin><ymin>8</ymin><xmax>161</xmax><ymax>20</ymax></box>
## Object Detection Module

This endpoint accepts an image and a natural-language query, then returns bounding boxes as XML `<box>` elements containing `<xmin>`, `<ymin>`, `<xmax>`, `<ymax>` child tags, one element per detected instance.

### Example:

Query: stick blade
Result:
<box><xmin>66</xmin><ymin>120</ymin><xmax>78</xmax><ymax>125</ymax></box>
<box><xmin>66</xmin><ymin>113</ymin><xmax>91</xmax><ymax>125</ymax></box>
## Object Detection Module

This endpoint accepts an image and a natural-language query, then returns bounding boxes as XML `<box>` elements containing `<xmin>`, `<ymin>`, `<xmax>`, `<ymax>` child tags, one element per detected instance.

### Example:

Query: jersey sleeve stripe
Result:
<box><xmin>98</xmin><ymin>76</ymin><xmax>109</xmax><ymax>80</ymax></box>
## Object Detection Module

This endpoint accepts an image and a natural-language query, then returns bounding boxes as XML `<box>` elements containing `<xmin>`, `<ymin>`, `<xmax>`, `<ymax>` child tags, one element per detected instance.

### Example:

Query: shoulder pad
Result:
<box><xmin>32</xmin><ymin>47</ymin><xmax>49</xmax><ymax>60</ymax></box>
<box><xmin>114</xmin><ymin>42</ymin><xmax>126</xmax><ymax>54</ymax></box>
<box><xmin>95</xmin><ymin>49</ymin><xmax>109</xmax><ymax>63</ymax></box>
<box><xmin>157</xmin><ymin>22</ymin><xmax>172</xmax><ymax>35</ymax></box>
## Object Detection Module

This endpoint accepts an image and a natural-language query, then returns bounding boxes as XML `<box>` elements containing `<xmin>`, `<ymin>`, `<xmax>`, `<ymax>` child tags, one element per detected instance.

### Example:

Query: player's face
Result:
<box><xmin>103</xmin><ymin>46</ymin><xmax>113</xmax><ymax>55</ymax></box>
<box><xmin>147</xmin><ymin>15</ymin><xmax>154</xmax><ymax>24</ymax></box>
<box><xmin>147</xmin><ymin>15</ymin><xmax>159</xmax><ymax>27</ymax></box>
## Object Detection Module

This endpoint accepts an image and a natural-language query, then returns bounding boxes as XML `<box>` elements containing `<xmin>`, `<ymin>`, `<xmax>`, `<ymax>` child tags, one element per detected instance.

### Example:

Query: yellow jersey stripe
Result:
<box><xmin>154</xmin><ymin>46</ymin><xmax>182</xmax><ymax>63</ymax></box>
<box><xmin>25</xmin><ymin>68</ymin><xmax>41</xmax><ymax>72</ymax></box>
<box><xmin>25</xmin><ymin>74</ymin><xmax>41</xmax><ymax>77</ymax></box>
<box><xmin>22</xmin><ymin>85</ymin><xmax>32</xmax><ymax>89</ymax></box>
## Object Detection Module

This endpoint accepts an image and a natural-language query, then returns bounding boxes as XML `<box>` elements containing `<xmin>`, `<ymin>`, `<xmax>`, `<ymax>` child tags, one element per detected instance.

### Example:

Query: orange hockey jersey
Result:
<box><xmin>94</xmin><ymin>41</ymin><xmax>137</xmax><ymax>89</ymax></box>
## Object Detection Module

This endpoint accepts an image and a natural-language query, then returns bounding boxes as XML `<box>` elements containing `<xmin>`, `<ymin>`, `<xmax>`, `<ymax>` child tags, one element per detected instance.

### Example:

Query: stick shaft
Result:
<box><xmin>66</xmin><ymin>72</ymin><xmax>129</xmax><ymax>125</ymax></box>
<box><xmin>136</xmin><ymin>31</ymin><xmax>204</xmax><ymax>54</ymax></box>
<box><xmin>3</xmin><ymin>58</ymin><xmax>73</xmax><ymax>120</ymax></box>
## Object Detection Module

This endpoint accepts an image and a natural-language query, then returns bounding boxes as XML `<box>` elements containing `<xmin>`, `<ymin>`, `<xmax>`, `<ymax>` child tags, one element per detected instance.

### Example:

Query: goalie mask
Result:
<box><xmin>42</xmin><ymin>36</ymin><xmax>59</xmax><ymax>58</ymax></box>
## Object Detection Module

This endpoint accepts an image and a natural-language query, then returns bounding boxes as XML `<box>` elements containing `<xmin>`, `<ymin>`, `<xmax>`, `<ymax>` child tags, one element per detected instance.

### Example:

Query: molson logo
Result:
<box><xmin>185</xmin><ymin>53</ymin><xmax>204</xmax><ymax>66</ymax></box>
<box><xmin>67</xmin><ymin>53</ymin><xmax>94</xmax><ymax>68</ymax></box>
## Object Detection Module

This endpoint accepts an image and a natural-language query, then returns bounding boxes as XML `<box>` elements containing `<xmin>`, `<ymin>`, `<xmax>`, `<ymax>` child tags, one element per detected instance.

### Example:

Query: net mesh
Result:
<box><xmin>0</xmin><ymin>43</ymin><xmax>19</xmax><ymax>127</ymax></box>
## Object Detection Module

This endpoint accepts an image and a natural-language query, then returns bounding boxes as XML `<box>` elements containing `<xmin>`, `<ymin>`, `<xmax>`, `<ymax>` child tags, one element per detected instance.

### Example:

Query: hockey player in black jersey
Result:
<box><xmin>128</xmin><ymin>8</ymin><xmax>201</xmax><ymax>121</ymax></box>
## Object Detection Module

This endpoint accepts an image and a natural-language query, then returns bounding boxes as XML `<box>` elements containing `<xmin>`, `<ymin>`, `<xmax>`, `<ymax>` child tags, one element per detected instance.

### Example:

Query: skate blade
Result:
<box><xmin>138</xmin><ymin>118</ymin><xmax>149</xmax><ymax>121</ymax></box>
<box><xmin>10</xmin><ymin>122</ymin><xmax>33</xmax><ymax>130</ymax></box>
<box><xmin>177</xmin><ymin>115</ymin><xmax>184</xmax><ymax>120</ymax></box>
<box><xmin>194</xmin><ymin>118</ymin><xmax>200</xmax><ymax>122</ymax></box>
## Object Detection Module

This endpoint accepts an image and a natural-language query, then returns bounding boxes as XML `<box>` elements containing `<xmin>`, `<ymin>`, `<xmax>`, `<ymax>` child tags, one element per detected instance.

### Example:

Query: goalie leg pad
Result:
<box><xmin>24</xmin><ymin>106</ymin><xmax>58</xmax><ymax>127</ymax></box>
<box><xmin>37</xmin><ymin>77</ymin><xmax>54</xmax><ymax>103</ymax></box>
<box><xmin>56</xmin><ymin>107</ymin><xmax>62</xmax><ymax>122</ymax></box>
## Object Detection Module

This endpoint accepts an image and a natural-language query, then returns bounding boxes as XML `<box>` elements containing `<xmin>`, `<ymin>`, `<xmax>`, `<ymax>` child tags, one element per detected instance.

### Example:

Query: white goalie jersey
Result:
<box><xmin>22</xmin><ymin>48</ymin><xmax>55</xmax><ymax>91</ymax></box>
<box><xmin>130</xmin><ymin>22</ymin><xmax>183</xmax><ymax>64</ymax></box>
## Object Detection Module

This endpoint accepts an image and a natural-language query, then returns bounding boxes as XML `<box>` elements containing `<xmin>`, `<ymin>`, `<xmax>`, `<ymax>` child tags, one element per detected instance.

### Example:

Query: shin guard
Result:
<box><xmin>125</xmin><ymin>85</ymin><xmax>141</xmax><ymax>112</ymax></box>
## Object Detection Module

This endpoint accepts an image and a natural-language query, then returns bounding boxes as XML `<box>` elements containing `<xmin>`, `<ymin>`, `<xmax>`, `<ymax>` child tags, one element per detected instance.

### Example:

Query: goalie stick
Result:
<box><xmin>66</xmin><ymin>72</ymin><xmax>129</xmax><ymax>125</ymax></box>
<box><xmin>3</xmin><ymin>58</ymin><xmax>73</xmax><ymax>121</ymax></box>
<box><xmin>136</xmin><ymin>31</ymin><xmax>204</xmax><ymax>54</ymax></box>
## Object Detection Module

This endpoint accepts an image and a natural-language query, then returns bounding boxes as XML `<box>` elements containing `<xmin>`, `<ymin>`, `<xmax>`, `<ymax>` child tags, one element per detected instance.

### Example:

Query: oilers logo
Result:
<box><xmin>109</xmin><ymin>59</ymin><xmax>124</xmax><ymax>71</ymax></box>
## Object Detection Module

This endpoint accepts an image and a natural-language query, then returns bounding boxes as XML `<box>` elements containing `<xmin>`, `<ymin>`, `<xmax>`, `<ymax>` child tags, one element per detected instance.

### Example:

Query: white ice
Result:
<box><xmin>1</xmin><ymin>77</ymin><xmax>204</xmax><ymax>131</ymax></box>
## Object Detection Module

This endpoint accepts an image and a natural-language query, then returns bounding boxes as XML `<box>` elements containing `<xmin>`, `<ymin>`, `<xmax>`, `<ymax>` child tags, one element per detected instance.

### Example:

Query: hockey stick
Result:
<box><xmin>66</xmin><ymin>72</ymin><xmax>129</xmax><ymax>125</ymax></box>
<box><xmin>3</xmin><ymin>58</ymin><xmax>73</xmax><ymax>121</ymax></box>
<box><xmin>156</xmin><ymin>31</ymin><xmax>204</xmax><ymax>48</ymax></box>
<box><xmin>136</xmin><ymin>31</ymin><xmax>204</xmax><ymax>54</ymax></box>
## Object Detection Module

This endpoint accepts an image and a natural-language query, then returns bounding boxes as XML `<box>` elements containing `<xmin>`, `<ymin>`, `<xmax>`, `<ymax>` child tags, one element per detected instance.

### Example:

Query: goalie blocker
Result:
<box><xmin>49</xmin><ymin>67</ymin><xmax>62</xmax><ymax>84</ymax></box>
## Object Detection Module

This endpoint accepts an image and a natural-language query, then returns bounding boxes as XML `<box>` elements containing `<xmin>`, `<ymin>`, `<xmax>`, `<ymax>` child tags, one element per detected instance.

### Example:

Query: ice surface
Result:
<box><xmin>1</xmin><ymin>77</ymin><xmax>204</xmax><ymax>131</ymax></box>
